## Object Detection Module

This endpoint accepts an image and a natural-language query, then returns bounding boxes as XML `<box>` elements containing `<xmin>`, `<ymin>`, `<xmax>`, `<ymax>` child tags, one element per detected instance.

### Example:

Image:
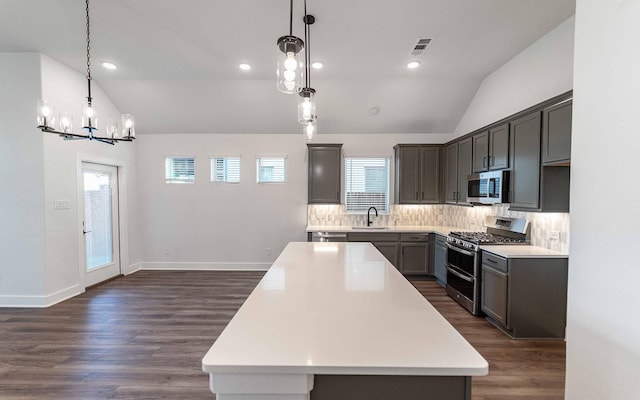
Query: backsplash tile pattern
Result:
<box><xmin>308</xmin><ymin>204</ymin><xmax>570</xmax><ymax>253</ymax></box>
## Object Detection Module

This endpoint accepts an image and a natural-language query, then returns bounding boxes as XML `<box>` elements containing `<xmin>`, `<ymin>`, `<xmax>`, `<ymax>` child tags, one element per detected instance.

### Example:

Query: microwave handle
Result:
<box><xmin>487</xmin><ymin>177</ymin><xmax>493</xmax><ymax>198</ymax></box>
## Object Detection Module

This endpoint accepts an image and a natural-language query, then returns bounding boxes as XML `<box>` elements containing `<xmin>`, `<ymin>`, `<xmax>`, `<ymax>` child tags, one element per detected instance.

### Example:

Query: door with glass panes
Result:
<box><xmin>81</xmin><ymin>162</ymin><xmax>120</xmax><ymax>287</ymax></box>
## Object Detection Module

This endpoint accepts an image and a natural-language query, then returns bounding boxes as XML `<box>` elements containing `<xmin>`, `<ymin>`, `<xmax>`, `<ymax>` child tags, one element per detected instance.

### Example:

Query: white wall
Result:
<box><xmin>136</xmin><ymin>133</ymin><xmax>451</xmax><ymax>269</ymax></box>
<box><xmin>0</xmin><ymin>53</ymin><xmax>47</xmax><ymax>304</ymax></box>
<box><xmin>40</xmin><ymin>55</ymin><xmax>140</xmax><ymax>301</ymax></box>
<box><xmin>565</xmin><ymin>1</ymin><xmax>640</xmax><ymax>398</ymax></box>
<box><xmin>454</xmin><ymin>16</ymin><xmax>575</xmax><ymax>136</ymax></box>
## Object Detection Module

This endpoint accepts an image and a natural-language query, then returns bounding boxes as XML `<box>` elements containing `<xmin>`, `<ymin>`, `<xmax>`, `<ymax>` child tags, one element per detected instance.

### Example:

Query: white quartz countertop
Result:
<box><xmin>306</xmin><ymin>225</ymin><xmax>465</xmax><ymax>237</ymax></box>
<box><xmin>480</xmin><ymin>245</ymin><xmax>569</xmax><ymax>258</ymax></box>
<box><xmin>202</xmin><ymin>242</ymin><xmax>488</xmax><ymax>376</ymax></box>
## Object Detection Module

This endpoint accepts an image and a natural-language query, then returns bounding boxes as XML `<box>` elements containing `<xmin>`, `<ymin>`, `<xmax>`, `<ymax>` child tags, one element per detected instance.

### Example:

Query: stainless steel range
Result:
<box><xmin>446</xmin><ymin>216</ymin><xmax>530</xmax><ymax>315</ymax></box>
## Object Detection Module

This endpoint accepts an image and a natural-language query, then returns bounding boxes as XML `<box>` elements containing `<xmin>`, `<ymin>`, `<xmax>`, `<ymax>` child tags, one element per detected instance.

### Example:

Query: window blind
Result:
<box><xmin>344</xmin><ymin>157</ymin><xmax>390</xmax><ymax>213</ymax></box>
<box><xmin>256</xmin><ymin>157</ymin><xmax>286</xmax><ymax>183</ymax></box>
<box><xmin>211</xmin><ymin>157</ymin><xmax>240</xmax><ymax>183</ymax></box>
<box><xmin>165</xmin><ymin>157</ymin><xmax>195</xmax><ymax>184</ymax></box>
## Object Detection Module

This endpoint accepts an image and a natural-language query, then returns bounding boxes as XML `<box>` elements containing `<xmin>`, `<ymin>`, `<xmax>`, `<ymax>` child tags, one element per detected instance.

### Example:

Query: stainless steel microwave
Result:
<box><xmin>467</xmin><ymin>170</ymin><xmax>510</xmax><ymax>205</ymax></box>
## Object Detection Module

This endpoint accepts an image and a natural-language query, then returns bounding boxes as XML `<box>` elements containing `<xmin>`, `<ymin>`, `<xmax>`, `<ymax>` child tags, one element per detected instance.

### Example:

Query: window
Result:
<box><xmin>165</xmin><ymin>157</ymin><xmax>195</xmax><ymax>184</ymax></box>
<box><xmin>256</xmin><ymin>157</ymin><xmax>286</xmax><ymax>183</ymax></box>
<box><xmin>210</xmin><ymin>156</ymin><xmax>240</xmax><ymax>183</ymax></box>
<box><xmin>344</xmin><ymin>157</ymin><xmax>390</xmax><ymax>213</ymax></box>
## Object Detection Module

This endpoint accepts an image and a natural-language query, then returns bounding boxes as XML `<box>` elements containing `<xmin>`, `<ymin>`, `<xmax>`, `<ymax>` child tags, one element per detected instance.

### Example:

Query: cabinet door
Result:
<box><xmin>395</xmin><ymin>146</ymin><xmax>421</xmax><ymax>204</ymax></box>
<box><xmin>481</xmin><ymin>265</ymin><xmax>509</xmax><ymax>328</ymax></box>
<box><xmin>400</xmin><ymin>243</ymin><xmax>429</xmax><ymax>275</ymax></box>
<box><xmin>420</xmin><ymin>147</ymin><xmax>440</xmax><ymax>203</ymax></box>
<box><xmin>308</xmin><ymin>144</ymin><xmax>342</xmax><ymax>204</ymax></box>
<box><xmin>472</xmin><ymin>131</ymin><xmax>489</xmax><ymax>173</ymax></box>
<box><xmin>542</xmin><ymin>100</ymin><xmax>572</xmax><ymax>165</ymax></box>
<box><xmin>373</xmin><ymin>242</ymin><xmax>398</xmax><ymax>268</ymax></box>
<box><xmin>444</xmin><ymin>143</ymin><xmax>458</xmax><ymax>204</ymax></box>
<box><xmin>457</xmin><ymin>138</ymin><xmax>473</xmax><ymax>205</ymax></box>
<box><xmin>509</xmin><ymin>112</ymin><xmax>542</xmax><ymax>209</ymax></box>
<box><xmin>489</xmin><ymin>123</ymin><xmax>509</xmax><ymax>170</ymax></box>
<box><xmin>434</xmin><ymin>237</ymin><xmax>447</xmax><ymax>287</ymax></box>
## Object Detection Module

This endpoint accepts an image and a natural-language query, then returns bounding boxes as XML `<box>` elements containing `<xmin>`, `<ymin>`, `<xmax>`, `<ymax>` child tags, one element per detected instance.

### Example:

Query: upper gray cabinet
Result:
<box><xmin>542</xmin><ymin>100</ymin><xmax>572</xmax><ymax>165</ymax></box>
<box><xmin>394</xmin><ymin>145</ymin><xmax>440</xmax><ymax>204</ymax></box>
<box><xmin>456</xmin><ymin>138</ymin><xmax>473</xmax><ymax>206</ymax></box>
<box><xmin>307</xmin><ymin>144</ymin><xmax>342</xmax><ymax>204</ymax></box>
<box><xmin>472</xmin><ymin>123</ymin><xmax>509</xmax><ymax>173</ymax></box>
<box><xmin>509</xmin><ymin>112</ymin><xmax>542</xmax><ymax>210</ymax></box>
<box><xmin>444</xmin><ymin>142</ymin><xmax>458</xmax><ymax>204</ymax></box>
<box><xmin>443</xmin><ymin>139</ymin><xmax>472</xmax><ymax>205</ymax></box>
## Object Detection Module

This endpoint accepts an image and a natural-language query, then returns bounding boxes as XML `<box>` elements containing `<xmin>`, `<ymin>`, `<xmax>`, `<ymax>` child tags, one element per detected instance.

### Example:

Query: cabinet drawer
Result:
<box><xmin>400</xmin><ymin>233</ymin><xmax>431</xmax><ymax>242</ymax></box>
<box><xmin>482</xmin><ymin>252</ymin><xmax>508</xmax><ymax>273</ymax></box>
<box><xmin>348</xmin><ymin>233</ymin><xmax>399</xmax><ymax>242</ymax></box>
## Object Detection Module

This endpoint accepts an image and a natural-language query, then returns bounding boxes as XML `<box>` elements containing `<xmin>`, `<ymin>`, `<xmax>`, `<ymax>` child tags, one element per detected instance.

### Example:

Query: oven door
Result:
<box><xmin>446</xmin><ymin>265</ymin><xmax>475</xmax><ymax>300</ymax></box>
<box><xmin>446</xmin><ymin>243</ymin><xmax>477</xmax><ymax>276</ymax></box>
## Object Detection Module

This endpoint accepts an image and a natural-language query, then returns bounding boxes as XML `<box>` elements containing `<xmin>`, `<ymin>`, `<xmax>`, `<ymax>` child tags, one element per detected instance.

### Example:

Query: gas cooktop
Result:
<box><xmin>449</xmin><ymin>231</ymin><xmax>529</xmax><ymax>245</ymax></box>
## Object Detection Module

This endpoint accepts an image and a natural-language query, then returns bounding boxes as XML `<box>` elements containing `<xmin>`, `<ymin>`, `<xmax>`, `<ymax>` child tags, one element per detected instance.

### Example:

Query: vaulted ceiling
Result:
<box><xmin>0</xmin><ymin>0</ymin><xmax>575</xmax><ymax>134</ymax></box>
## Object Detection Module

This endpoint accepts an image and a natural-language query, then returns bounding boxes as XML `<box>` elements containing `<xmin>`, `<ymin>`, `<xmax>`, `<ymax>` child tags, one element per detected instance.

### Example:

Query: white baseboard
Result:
<box><xmin>139</xmin><ymin>262</ymin><xmax>271</xmax><ymax>271</ymax></box>
<box><xmin>0</xmin><ymin>284</ymin><xmax>83</xmax><ymax>308</ymax></box>
<box><xmin>124</xmin><ymin>262</ymin><xmax>142</xmax><ymax>275</ymax></box>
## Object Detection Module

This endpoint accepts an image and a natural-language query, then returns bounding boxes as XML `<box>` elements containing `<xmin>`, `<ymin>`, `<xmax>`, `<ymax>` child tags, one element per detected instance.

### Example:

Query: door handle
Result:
<box><xmin>82</xmin><ymin>221</ymin><xmax>91</xmax><ymax>235</ymax></box>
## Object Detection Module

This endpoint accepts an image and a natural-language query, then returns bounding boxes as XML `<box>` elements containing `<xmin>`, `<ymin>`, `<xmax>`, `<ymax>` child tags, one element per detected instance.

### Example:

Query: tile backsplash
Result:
<box><xmin>307</xmin><ymin>204</ymin><xmax>570</xmax><ymax>253</ymax></box>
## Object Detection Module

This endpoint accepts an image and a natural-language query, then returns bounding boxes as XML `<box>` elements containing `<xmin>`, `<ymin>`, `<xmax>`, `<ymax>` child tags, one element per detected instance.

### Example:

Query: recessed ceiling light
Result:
<box><xmin>311</xmin><ymin>61</ymin><xmax>324</xmax><ymax>70</ymax></box>
<box><xmin>238</xmin><ymin>63</ymin><xmax>252</xmax><ymax>71</ymax></box>
<box><xmin>101</xmin><ymin>61</ymin><xmax>117</xmax><ymax>70</ymax></box>
<box><xmin>407</xmin><ymin>61</ymin><xmax>421</xmax><ymax>69</ymax></box>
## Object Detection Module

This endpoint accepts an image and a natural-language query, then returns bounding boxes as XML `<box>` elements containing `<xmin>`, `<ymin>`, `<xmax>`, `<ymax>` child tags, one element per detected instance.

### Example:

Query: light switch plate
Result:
<box><xmin>54</xmin><ymin>200</ymin><xmax>71</xmax><ymax>210</ymax></box>
<box><xmin>548</xmin><ymin>231</ymin><xmax>560</xmax><ymax>241</ymax></box>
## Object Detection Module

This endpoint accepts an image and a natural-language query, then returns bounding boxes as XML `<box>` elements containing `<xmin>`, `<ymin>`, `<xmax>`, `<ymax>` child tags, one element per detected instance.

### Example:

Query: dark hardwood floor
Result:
<box><xmin>0</xmin><ymin>271</ymin><xmax>565</xmax><ymax>400</ymax></box>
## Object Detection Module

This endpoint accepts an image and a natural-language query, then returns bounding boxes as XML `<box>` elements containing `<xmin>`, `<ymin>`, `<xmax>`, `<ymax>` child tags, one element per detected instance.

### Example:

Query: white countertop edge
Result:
<box><xmin>203</xmin><ymin>364</ymin><xmax>489</xmax><ymax>377</ymax></box>
<box><xmin>306</xmin><ymin>225</ymin><xmax>463</xmax><ymax>235</ymax></box>
<box><xmin>480</xmin><ymin>245</ymin><xmax>569</xmax><ymax>259</ymax></box>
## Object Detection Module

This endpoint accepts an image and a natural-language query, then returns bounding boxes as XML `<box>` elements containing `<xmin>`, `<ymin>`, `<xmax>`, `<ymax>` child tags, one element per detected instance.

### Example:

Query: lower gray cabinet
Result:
<box><xmin>480</xmin><ymin>251</ymin><xmax>568</xmax><ymax>339</ymax></box>
<box><xmin>399</xmin><ymin>234</ymin><xmax>432</xmax><ymax>275</ymax></box>
<box><xmin>373</xmin><ymin>242</ymin><xmax>399</xmax><ymax>266</ymax></box>
<box><xmin>434</xmin><ymin>234</ymin><xmax>447</xmax><ymax>287</ymax></box>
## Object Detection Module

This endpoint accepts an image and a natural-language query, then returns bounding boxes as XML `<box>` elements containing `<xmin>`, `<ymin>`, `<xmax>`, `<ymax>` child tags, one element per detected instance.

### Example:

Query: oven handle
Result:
<box><xmin>447</xmin><ymin>265</ymin><xmax>474</xmax><ymax>282</ymax></box>
<box><xmin>446</xmin><ymin>242</ymin><xmax>476</xmax><ymax>257</ymax></box>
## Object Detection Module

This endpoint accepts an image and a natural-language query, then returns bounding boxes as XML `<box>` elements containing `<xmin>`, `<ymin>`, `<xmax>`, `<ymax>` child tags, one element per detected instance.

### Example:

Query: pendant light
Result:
<box><xmin>298</xmin><ymin>2</ymin><xmax>317</xmax><ymax>126</ymax></box>
<box><xmin>276</xmin><ymin>0</ymin><xmax>304</xmax><ymax>94</ymax></box>
<box><xmin>304</xmin><ymin>120</ymin><xmax>317</xmax><ymax>142</ymax></box>
<box><xmin>36</xmin><ymin>0</ymin><xmax>135</xmax><ymax>145</ymax></box>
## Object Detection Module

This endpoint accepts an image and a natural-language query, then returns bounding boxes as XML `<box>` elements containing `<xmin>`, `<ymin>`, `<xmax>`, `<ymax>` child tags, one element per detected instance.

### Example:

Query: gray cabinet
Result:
<box><xmin>444</xmin><ymin>143</ymin><xmax>458</xmax><ymax>204</ymax></box>
<box><xmin>472</xmin><ymin>124</ymin><xmax>509</xmax><ymax>173</ymax></box>
<box><xmin>456</xmin><ymin>138</ymin><xmax>473</xmax><ymax>206</ymax></box>
<box><xmin>399</xmin><ymin>234</ymin><xmax>432</xmax><ymax>275</ymax></box>
<box><xmin>443</xmin><ymin>138</ymin><xmax>472</xmax><ymax>205</ymax></box>
<box><xmin>433</xmin><ymin>234</ymin><xmax>447</xmax><ymax>287</ymax></box>
<box><xmin>509</xmin><ymin>110</ymin><xmax>570</xmax><ymax>212</ymax></box>
<box><xmin>542</xmin><ymin>100</ymin><xmax>572</xmax><ymax>165</ymax></box>
<box><xmin>509</xmin><ymin>112</ymin><xmax>542</xmax><ymax>210</ymax></box>
<box><xmin>307</xmin><ymin>144</ymin><xmax>342</xmax><ymax>204</ymax></box>
<box><xmin>348</xmin><ymin>232</ymin><xmax>432</xmax><ymax>276</ymax></box>
<box><xmin>481</xmin><ymin>253</ymin><xmax>509</xmax><ymax>327</ymax></box>
<box><xmin>394</xmin><ymin>145</ymin><xmax>440</xmax><ymax>204</ymax></box>
<box><xmin>480</xmin><ymin>251</ymin><xmax>568</xmax><ymax>339</ymax></box>
<box><xmin>489</xmin><ymin>124</ymin><xmax>509</xmax><ymax>170</ymax></box>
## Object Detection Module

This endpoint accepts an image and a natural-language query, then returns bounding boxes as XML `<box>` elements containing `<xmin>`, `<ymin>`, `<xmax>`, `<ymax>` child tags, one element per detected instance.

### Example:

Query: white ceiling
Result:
<box><xmin>0</xmin><ymin>0</ymin><xmax>575</xmax><ymax>134</ymax></box>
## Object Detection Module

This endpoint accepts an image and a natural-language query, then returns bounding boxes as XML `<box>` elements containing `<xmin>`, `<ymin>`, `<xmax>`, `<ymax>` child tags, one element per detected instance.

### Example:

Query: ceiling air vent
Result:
<box><xmin>410</xmin><ymin>38</ymin><xmax>432</xmax><ymax>56</ymax></box>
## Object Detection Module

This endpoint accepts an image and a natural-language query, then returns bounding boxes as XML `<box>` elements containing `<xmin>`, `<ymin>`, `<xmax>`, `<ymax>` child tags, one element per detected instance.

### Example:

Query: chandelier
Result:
<box><xmin>36</xmin><ymin>0</ymin><xmax>135</xmax><ymax>145</ymax></box>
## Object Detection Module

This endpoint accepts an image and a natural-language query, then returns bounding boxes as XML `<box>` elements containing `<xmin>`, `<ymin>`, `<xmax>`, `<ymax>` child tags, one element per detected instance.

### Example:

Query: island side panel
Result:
<box><xmin>310</xmin><ymin>375</ymin><xmax>471</xmax><ymax>400</ymax></box>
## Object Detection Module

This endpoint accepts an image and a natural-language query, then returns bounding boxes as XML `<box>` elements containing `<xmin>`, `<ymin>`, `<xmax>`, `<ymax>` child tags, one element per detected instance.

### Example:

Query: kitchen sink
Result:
<box><xmin>351</xmin><ymin>226</ymin><xmax>390</xmax><ymax>230</ymax></box>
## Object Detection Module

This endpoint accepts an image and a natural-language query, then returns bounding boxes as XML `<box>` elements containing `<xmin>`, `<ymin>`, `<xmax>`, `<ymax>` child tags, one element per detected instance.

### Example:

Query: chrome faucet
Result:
<box><xmin>367</xmin><ymin>206</ymin><xmax>378</xmax><ymax>227</ymax></box>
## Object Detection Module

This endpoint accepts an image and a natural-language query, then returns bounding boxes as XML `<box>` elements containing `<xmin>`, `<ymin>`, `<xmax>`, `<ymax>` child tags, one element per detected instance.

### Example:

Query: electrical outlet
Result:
<box><xmin>54</xmin><ymin>200</ymin><xmax>71</xmax><ymax>210</ymax></box>
<box><xmin>266</xmin><ymin>248</ymin><xmax>272</xmax><ymax>256</ymax></box>
<box><xmin>164</xmin><ymin>247</ymin><xmax>170</xmax><ymax>256</ymax></box>
<box><xmin>548</xmin><ymin>231</ymin><xmax>560</xmax><ymax>241</ymax></box>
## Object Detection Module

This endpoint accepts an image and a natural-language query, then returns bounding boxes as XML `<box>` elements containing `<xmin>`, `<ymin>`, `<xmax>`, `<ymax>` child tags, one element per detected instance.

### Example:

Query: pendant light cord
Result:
<box><xmin>304</xmin><ymin>0</ymin><xmax>310</xmax><ymax>88</ymax></box>
<box><xmin>289</xmin><ymin>0</ymin><xmax>293</xmax><ymax>36</ymax></box>
<box><xmin>85</xmin><ymin>0</ymin><xmax>93</xmax><ymax>102</ymax></box>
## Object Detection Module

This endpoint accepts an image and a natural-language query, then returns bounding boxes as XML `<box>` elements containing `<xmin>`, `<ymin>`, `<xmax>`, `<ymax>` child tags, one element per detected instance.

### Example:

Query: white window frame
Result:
<box><xmin>344</xmin><ymin>156</ymin><xmax>391</xmax><ymax>214</ymax></box>
<box><xmin>210</xmin><ymin>156</ymin><xmax>241</xmax><ymax>183</ymax></box>
<box><xmin>165</xmin><ymin>156</ymin><xmax>195</xmax><ymax>184</ymax></box>
<box><xmin>256</xmin><ymin>156</ymin><xmax>287</xmax><ymax>184</ymax></box>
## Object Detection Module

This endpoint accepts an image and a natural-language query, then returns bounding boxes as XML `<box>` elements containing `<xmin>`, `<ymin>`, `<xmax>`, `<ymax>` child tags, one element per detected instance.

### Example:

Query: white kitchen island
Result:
<box><xmin>202</xmin><ymin>242</ymin><xmax>488</xmax><ymax>400</ymax></box>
